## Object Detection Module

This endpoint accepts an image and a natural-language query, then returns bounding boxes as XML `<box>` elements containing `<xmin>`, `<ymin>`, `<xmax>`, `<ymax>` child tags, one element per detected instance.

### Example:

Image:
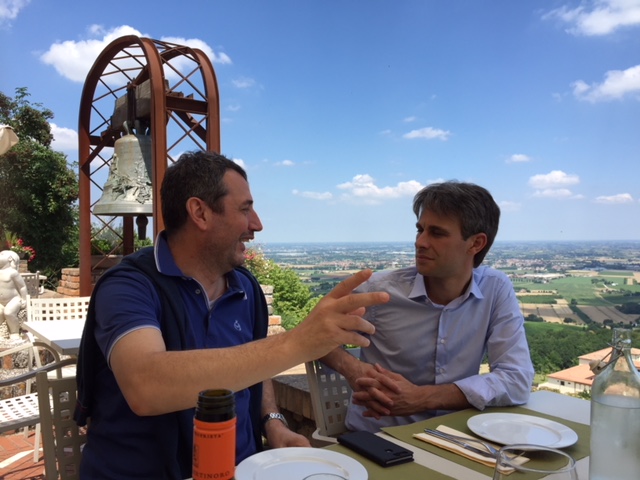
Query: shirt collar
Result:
<box><xmin>153</xmin><ymin>231</ymin><xmax>183</xmax><ymax>277</ymax></box>
<box><xmin>152</xmin><ymin>230</ymin><xmax>245</xmax><ymax>295</ymax></box>
<box><xmin>408</xmin><ymin>268</ymin><xmax>486</xmax><ymax>303</ymax></box>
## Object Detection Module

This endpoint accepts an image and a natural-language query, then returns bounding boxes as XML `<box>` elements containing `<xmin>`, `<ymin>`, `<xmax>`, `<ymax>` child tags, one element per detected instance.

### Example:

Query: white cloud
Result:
<box><xmin>0</xmin><ymin>0</ymin><xmax>30</xmax><ymax>24</ymax></box>
<box><xmin>402</xmin><ymin>127</ymin><xmax>451</xmax><ymax>141</ymax></box>
<box><xmin>379</xmin><ymin>129</ymin><xmax>392</xmax><ymax>136</ymax></box>
<box><xmin>499</xmin><ymin>201</ymin><xmax>522</xmax><ymax>212</ymax></box>
<box><xmin>507</xmin><ymin>154</ymin><xmax>532</xmax><ymax>163</ymax></box>
<box><xmin>403</xmin><ymin>116</ymin><xmax>417</xmax><ymax>123</ymax></box>
<box><xmin>292</xmin><ymin>189</ymin><xmax>333</xmax><ymax>200</ymax></box>
<box><xmin>232</xmin><ymin>77</ymin><xmax>257</xmax><ymax>89</ymax></box>
<box><xmin>40</xmin><ymin>25</ymin><xmax>231</xmax><ymax>83</ymax></box>
<box><xmin>594</xmin><ymin>193</ymin><xmax>634</xmax><ymax>203</ymax></box>
<box><xmin>232</xmin><ymin>158</ymin><xmax>246</xmax><ymax>169</ymax></box>
<box><xmin>337</xmin><ymin>174</ymin><xmax>424</xmax><ymax>203</ymax></box>
<box><xmin>572</xmin><ymin>64</ymin><xmax>640</xmax><ymax>102</ymax></box>
<box><xmin>276</xmin><ymin>160</ymin><xmax>295</xmax><ymax>167</ymax></box>
<box><xmin>529</xmin><ymin>170</ymin><xmax>580</xmax><ymax>189</ymax></box>
<box><xmin>226</xmin><ymin>104</ymin><xmax>241</xmax><ymax>112</ymax></box>
<box><xmin>543</xmin><ymin>0</ymin><xmax>640</xmax><ymax>36</ymax></box>
<box><xmin>50</xmin><ymin>123</ymin><xmax>78</xmax><ymax>152</ymax></box>
<box><xmin>529</xmin><ymin>170</ymin><xmax>581</xmax><ymax>198</ymax></box>
<box><xmin>532</xmin><ymin>188</ymin><xmax>575</xmax><ymax>198</ymax></box>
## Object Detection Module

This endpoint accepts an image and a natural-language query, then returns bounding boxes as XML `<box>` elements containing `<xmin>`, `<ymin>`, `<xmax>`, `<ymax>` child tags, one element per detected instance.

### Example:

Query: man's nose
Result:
<box><xmin>415</xmin><ymin>231</ymin><xmax>429</xmax><ymax>248</ymax></box>
<box><xmin>250</xmin><ymin>211</ymin><xmax>263</xmax><ymax>232</ymax></box>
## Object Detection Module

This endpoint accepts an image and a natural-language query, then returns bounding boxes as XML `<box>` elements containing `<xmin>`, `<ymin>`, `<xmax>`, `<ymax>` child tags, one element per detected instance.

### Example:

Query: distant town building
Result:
<box><xmin>539</xmin><ymin>347</ymin><xmax>640</xmax><ymax>395</ymax></box>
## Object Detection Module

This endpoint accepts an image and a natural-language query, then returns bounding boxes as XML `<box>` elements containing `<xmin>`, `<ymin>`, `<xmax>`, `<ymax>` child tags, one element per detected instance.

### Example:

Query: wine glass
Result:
<box><xmin>493</xmin><ymin>444</ymin><xmax>578</xmax><ymax>480</ymax></box>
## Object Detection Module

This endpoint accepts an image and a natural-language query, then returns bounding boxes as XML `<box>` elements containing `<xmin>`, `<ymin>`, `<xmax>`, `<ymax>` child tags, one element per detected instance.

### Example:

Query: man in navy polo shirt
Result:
<box><xmin>75</xmin><ymin>151</ymin><xmax>389</xmax><ymax>479</ymax></box>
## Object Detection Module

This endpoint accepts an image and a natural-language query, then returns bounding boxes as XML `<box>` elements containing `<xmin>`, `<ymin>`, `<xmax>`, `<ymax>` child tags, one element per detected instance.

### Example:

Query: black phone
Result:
<box><xmin>337</xmin><ymin>431</ymin><xmax>414</xmax><ymax>467</ymax></box>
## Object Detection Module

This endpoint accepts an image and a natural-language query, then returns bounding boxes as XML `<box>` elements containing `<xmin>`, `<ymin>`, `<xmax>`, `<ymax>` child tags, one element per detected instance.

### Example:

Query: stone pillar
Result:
<box><xmin>57</xmin><ymin>268</ymin><xmax>81</xmax><ymax>296</ymax></box>
<box><xmin>262</xmin><ymin>284</ymin><xmax>285</xmax><ymax>336</ymax></box>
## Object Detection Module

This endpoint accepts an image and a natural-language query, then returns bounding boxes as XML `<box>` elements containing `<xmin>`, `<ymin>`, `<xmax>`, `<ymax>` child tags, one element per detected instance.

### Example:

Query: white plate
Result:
<box><xmin>235</xmin><ymin>447</ymin><xmax>368</xmax><ymax>480</ymax></box>
<box><xmin>467</xmin><ymin>413</ymin><xmax>578</xmax><ymax>448</ymax></box>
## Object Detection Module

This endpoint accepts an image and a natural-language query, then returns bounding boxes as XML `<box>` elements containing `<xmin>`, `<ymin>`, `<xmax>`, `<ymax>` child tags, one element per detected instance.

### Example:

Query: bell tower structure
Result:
<box><xmin>78</xmin><ymin>35</ymin><xmax>220</xmax><ymax>295</ymax></box>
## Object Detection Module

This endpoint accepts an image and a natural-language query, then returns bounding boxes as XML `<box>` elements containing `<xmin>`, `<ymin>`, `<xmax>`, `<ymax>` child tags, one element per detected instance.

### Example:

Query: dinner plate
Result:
<box><xmin>235</xmin><ymin>447</ymin><xmax>368</xmax><ymax>480</ymax></box>
<box><xmin>467</xmin><ymin>413</ymin><xmax>578</xmax><ymax>448</ymax></box>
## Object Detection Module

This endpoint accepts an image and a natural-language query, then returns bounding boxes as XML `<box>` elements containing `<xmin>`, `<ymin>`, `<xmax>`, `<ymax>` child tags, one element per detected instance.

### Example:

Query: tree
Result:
<box><xmin>244</xmin><ymin>246</ymin><xmax>317</xmax><ymax>329</ymax></box>
<box><xmin>0</xmin><ymin>88</ymin><xmax>79</xmax><ymax>279</ymax></box>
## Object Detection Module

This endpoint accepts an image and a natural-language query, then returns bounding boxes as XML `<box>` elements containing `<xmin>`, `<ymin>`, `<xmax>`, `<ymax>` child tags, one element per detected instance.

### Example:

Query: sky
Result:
<box><xmin>1</xmin><ymin>0</ymin><xmax>639</xmax><ymax>244</ymax></box>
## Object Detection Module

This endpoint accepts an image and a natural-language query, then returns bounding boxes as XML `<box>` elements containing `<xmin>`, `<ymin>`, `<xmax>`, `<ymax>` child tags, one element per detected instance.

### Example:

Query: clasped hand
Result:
<box><xmin>351</xmin><ymin>363</ymin><xmax>423</xmax><ymax>418</ymax></box>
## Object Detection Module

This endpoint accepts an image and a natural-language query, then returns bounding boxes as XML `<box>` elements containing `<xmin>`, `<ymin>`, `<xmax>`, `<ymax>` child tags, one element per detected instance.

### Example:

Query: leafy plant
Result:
<box><xmin>244</xmin><ymin>246</ymin><xmax>319</xmax><ymax>329</ymax></box>
<box><xmin>3</xmin><ymin>230</ymin><xmax>36</xmax><ymax>262</ymax></box>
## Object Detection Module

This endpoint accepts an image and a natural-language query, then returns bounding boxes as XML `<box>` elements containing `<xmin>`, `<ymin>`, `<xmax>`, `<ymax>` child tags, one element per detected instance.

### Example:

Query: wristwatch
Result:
<box><xmin>261</xmin><ymin>412</ymin><xmax>288</xmax><ymax>437</ymax></box>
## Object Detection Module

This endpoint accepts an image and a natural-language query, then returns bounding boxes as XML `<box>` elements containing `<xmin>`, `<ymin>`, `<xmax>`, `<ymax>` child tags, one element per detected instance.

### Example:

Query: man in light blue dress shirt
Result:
<box><xmin>322</xmin><ymin>181</ymin><xmax>535</xmax><ymax>432</ymax></box>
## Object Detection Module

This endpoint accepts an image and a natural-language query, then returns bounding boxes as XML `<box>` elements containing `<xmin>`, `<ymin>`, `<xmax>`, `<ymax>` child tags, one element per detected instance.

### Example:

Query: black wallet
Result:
<box><xmin>337</xmin><ymin>431</ymin><xmax>414</xmax><ymax>467</ymax></box>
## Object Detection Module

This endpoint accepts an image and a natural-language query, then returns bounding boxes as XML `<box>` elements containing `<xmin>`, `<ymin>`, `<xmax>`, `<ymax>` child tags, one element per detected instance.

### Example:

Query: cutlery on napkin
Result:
<box><xmin>412</xmin><ymin>425</ymin><xmax>529</xmax><ymax>474</ymax></box>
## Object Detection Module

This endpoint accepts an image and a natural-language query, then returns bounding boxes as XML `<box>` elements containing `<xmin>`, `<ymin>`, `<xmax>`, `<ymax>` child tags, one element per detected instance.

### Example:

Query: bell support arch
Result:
<box><xmin>78</xmin><ymin>35</ymin><xmax>220</xmax><ymax>295</ymax></box>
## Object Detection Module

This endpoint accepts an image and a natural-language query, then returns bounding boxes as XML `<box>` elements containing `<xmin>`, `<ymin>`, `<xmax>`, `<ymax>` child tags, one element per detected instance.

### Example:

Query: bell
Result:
<box><xmin>94</xmin><ymin>132</ymin><xmax>153</xmax><ymax>216</ymax></box>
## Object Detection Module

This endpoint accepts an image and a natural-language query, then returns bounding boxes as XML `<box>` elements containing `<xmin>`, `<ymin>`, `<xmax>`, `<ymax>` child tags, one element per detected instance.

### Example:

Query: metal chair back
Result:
<box><xmin>0</xmin><ymin>343</ymin><xmax>75</xmax><ymax>463</ymax></box>
<box><xmin>37</xmin><ymin>366</ymin><xmax>85</xmax><ymax>480</ymax></box>
<box><xmin>26</xmin><ymin>297</ymin><xmax>91</xmax><ymax>322</ymax></box>
<box><xmin>305</xmin><ymin>359</ymin><xmax>353</xmax><ymax>444</ymax></box>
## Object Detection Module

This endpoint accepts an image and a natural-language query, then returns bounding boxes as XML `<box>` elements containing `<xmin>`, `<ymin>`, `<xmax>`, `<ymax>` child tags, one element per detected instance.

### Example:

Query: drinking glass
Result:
<box><xmin>493</xmin><ymin>444</ymin><xmax>578</xmax><ymax>480</ymax></box>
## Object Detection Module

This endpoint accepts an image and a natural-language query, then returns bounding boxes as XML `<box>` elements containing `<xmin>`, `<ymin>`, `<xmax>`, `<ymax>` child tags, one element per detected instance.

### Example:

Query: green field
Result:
<box><xmin>515</xmin><ymin>274</ymin><xmax>640</xmax><ymax>306</ymax></box>
<box><xmin>600</xmin><ymin>270</ymin><xmax>634</xmax><ymax>277</ymax></box>
<box><xmin>517</xmin><ymin>295</ymin><xmax>560</xmax><ymax>304</ymax></box>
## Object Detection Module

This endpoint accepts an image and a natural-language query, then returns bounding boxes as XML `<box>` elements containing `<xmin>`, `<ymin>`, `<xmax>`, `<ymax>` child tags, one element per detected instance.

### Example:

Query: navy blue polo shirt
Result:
<box><xmin>80</xmin><ymin>234</ymin><xmax>259</xmax><ymax>478</ymax></box>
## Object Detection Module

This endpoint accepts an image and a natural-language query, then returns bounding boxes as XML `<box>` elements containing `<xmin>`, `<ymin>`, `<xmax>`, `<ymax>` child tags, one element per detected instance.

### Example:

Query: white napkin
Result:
<box><xmin>412</xmin><ymin>425</ymin><xmax>529</xmax><ymax>474</ymax></box>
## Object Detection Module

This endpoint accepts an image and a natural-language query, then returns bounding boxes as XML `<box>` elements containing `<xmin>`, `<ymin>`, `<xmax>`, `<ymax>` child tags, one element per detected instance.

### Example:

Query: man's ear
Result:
<box><xmin>185</xmin><ymin>197</ymin><xmax>211</xmax><ymax>232</ymax></box>
<box><xmin>468</xmin><ymin>233</ymin><xmax>488</xmax><ymax>255</ymax></box>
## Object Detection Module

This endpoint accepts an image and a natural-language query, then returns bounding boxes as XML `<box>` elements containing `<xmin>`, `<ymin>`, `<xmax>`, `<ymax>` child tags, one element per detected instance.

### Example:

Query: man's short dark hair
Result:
<box><xmin>160</xmin><ymin>151</ymin><xmax>247</xmax><ymax>235</ymax></box>
<box><xmin>412</xmin><ymin>181</ymin><xmax>500</xmax><ymax>267</ymax></box>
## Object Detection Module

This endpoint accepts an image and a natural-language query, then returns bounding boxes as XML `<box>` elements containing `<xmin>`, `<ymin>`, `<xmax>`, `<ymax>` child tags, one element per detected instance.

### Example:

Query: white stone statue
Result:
<box><xmin>3</xmin><ymin>249</ymin><xmax>20</xmax><ymax>269</ymax></box>
<box><xmin>0</xmin><ymin>250</ymin><xmax>28</xmax><ymax>339</ymax></box>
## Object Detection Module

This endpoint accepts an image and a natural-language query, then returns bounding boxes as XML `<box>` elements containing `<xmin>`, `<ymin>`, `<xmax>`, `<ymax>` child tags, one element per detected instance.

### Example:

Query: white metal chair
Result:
<box><xmin>37</xmin><ymin>367</ymin><xmax>86</xmax><ymax>480</ymax></box>
<box><xmin>21</xmin><ymin>272</ymin><xmax>41</xmax><ymax>298</ymax></box>
<box><xmin>24</xmin><ymin>296</ymin><xmax>90</xmax><ymax>380</ymax></box>
<box><xmin>26</xmin><ymin>296</ymin><xmax>91</xmax><ymax>322</ymax></box>
<box><xmin>0</xmin><ymin>342</ymin><xmax>75</xmax><ymax>462</ymax></box>
<box><xmin>305</xmin><ymin>348</ymin><xmax>360</xmax><ymax>445</ymax></box>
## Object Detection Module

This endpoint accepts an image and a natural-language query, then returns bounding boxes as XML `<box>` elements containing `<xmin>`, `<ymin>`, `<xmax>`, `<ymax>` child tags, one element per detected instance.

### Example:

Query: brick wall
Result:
<box><xmin>57</xmin><ymin>268</ymin><xmax>80</xmax><ymax>296</ymax></box>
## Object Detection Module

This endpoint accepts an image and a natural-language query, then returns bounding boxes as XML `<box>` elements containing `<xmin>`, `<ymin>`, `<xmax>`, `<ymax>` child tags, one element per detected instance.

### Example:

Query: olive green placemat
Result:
<box><xmin>382</xmin><ymin>406</ymin><xmax>590</xmax><ymax>480</ymax></box>
<box><xmin>325</xmin><ymin>443</ymin><xmax>456</xmax><ymax>480</ymax></box>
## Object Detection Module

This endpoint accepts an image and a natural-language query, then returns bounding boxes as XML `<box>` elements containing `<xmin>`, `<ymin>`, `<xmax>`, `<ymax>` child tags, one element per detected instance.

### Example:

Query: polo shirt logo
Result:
<box><xmin>234</xmin><ymin>320</ymin><xmax>242</xmax><ymax>331</ymax></box>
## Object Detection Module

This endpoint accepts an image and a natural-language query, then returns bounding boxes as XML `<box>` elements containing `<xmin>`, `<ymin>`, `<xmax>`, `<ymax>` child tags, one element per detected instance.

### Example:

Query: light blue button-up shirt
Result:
<box><xmin>345</xmin><ymin>265</ymin><xmax>534</xmax><ymax>432</ymax></box>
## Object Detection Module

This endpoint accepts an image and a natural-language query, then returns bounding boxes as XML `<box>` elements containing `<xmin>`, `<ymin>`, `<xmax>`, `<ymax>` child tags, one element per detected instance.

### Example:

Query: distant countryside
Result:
<box><xmin>256</xmin><ymin>240</ymin><xmax>640</xmax><ymax>381</ymax></box>
<box><xmin>260</xmin><ymin>241</ymin><xmax>640</xmax><ymax>331</ymax></box>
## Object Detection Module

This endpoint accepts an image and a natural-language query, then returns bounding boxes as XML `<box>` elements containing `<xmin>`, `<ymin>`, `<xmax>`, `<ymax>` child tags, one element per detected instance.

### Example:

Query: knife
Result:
<box><xmin>423</xmin><ymin>429</ymin><xmax>496</xmax><ymax>459</ymax></box>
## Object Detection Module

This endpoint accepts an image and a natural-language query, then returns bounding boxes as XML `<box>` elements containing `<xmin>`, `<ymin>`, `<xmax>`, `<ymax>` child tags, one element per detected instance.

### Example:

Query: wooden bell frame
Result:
<box><xmin>78</xmin><ymin>35</ymin><xmax>220</xmax><ymax>295</ymax></box>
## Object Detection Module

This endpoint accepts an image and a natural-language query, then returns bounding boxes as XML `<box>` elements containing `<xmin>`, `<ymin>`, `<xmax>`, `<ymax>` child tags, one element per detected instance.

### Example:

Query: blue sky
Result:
<box><xmin>1</xmin><ymin>0</ymin><xmax>639</xmax><ymax>244</ymax></box>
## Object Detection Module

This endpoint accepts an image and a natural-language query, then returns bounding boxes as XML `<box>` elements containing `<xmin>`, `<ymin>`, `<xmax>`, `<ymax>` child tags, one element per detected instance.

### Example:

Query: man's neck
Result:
<box><xmin>424</xmin><ymin>274</ymin><xmax>472</xmax><ymax>306</ymax></box>
<box><xmin>166</xmin><ymin>233</ymin><xmax>228</xmax><ymax>301</ymax></box>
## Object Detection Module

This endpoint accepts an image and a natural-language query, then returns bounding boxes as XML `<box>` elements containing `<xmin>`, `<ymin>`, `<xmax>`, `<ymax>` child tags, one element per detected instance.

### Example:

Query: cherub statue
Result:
<box><xmin>0</xmin><ymin>250</ymin><xmax>28</xmax><ymax>339</ymax></box>
<box><xmin>3</xmin><ymin>249</ymin><xmax>20</xmax><ymax>269</ymax></box>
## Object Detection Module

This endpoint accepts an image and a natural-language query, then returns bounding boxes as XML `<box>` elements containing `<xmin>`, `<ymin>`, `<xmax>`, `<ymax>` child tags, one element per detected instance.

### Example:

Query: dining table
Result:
<box><xmin>22</xmin><ymin>318</ymin><xmax>85</xmax><ymax>356</ymax></box>
<box><xmin>324</xmin><ymin>390</ymin><xmax>591</xmax><ymax>480</ymax></box>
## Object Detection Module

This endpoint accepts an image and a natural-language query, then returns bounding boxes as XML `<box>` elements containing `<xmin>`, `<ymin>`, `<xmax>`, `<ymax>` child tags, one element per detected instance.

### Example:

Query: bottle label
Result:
<box><xmin>193</xmin><ymin>417</ymin><xmax>236</xmax><ymax>480</ymax></box>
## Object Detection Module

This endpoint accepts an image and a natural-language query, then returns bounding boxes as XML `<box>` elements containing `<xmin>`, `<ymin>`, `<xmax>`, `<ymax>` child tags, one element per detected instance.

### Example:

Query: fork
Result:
<box><xmin>423</xmin><ymin>428</ymin><xmax>500</xmax><ymax>456</ymax></box>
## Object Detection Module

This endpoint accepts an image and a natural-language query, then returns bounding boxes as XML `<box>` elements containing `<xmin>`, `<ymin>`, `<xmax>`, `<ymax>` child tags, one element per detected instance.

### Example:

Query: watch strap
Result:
<box><xmin>261</xmin><ymin>412</ymin><xmax>288</xmax><ymax>437</ymax></box>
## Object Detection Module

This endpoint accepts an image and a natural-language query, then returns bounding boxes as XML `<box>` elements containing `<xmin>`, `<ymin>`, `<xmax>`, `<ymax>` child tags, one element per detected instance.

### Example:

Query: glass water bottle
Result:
<box><xmin>589</xmin><ymin>329</ymin><xmax>640</xmax><ymax>480</ymax></box>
